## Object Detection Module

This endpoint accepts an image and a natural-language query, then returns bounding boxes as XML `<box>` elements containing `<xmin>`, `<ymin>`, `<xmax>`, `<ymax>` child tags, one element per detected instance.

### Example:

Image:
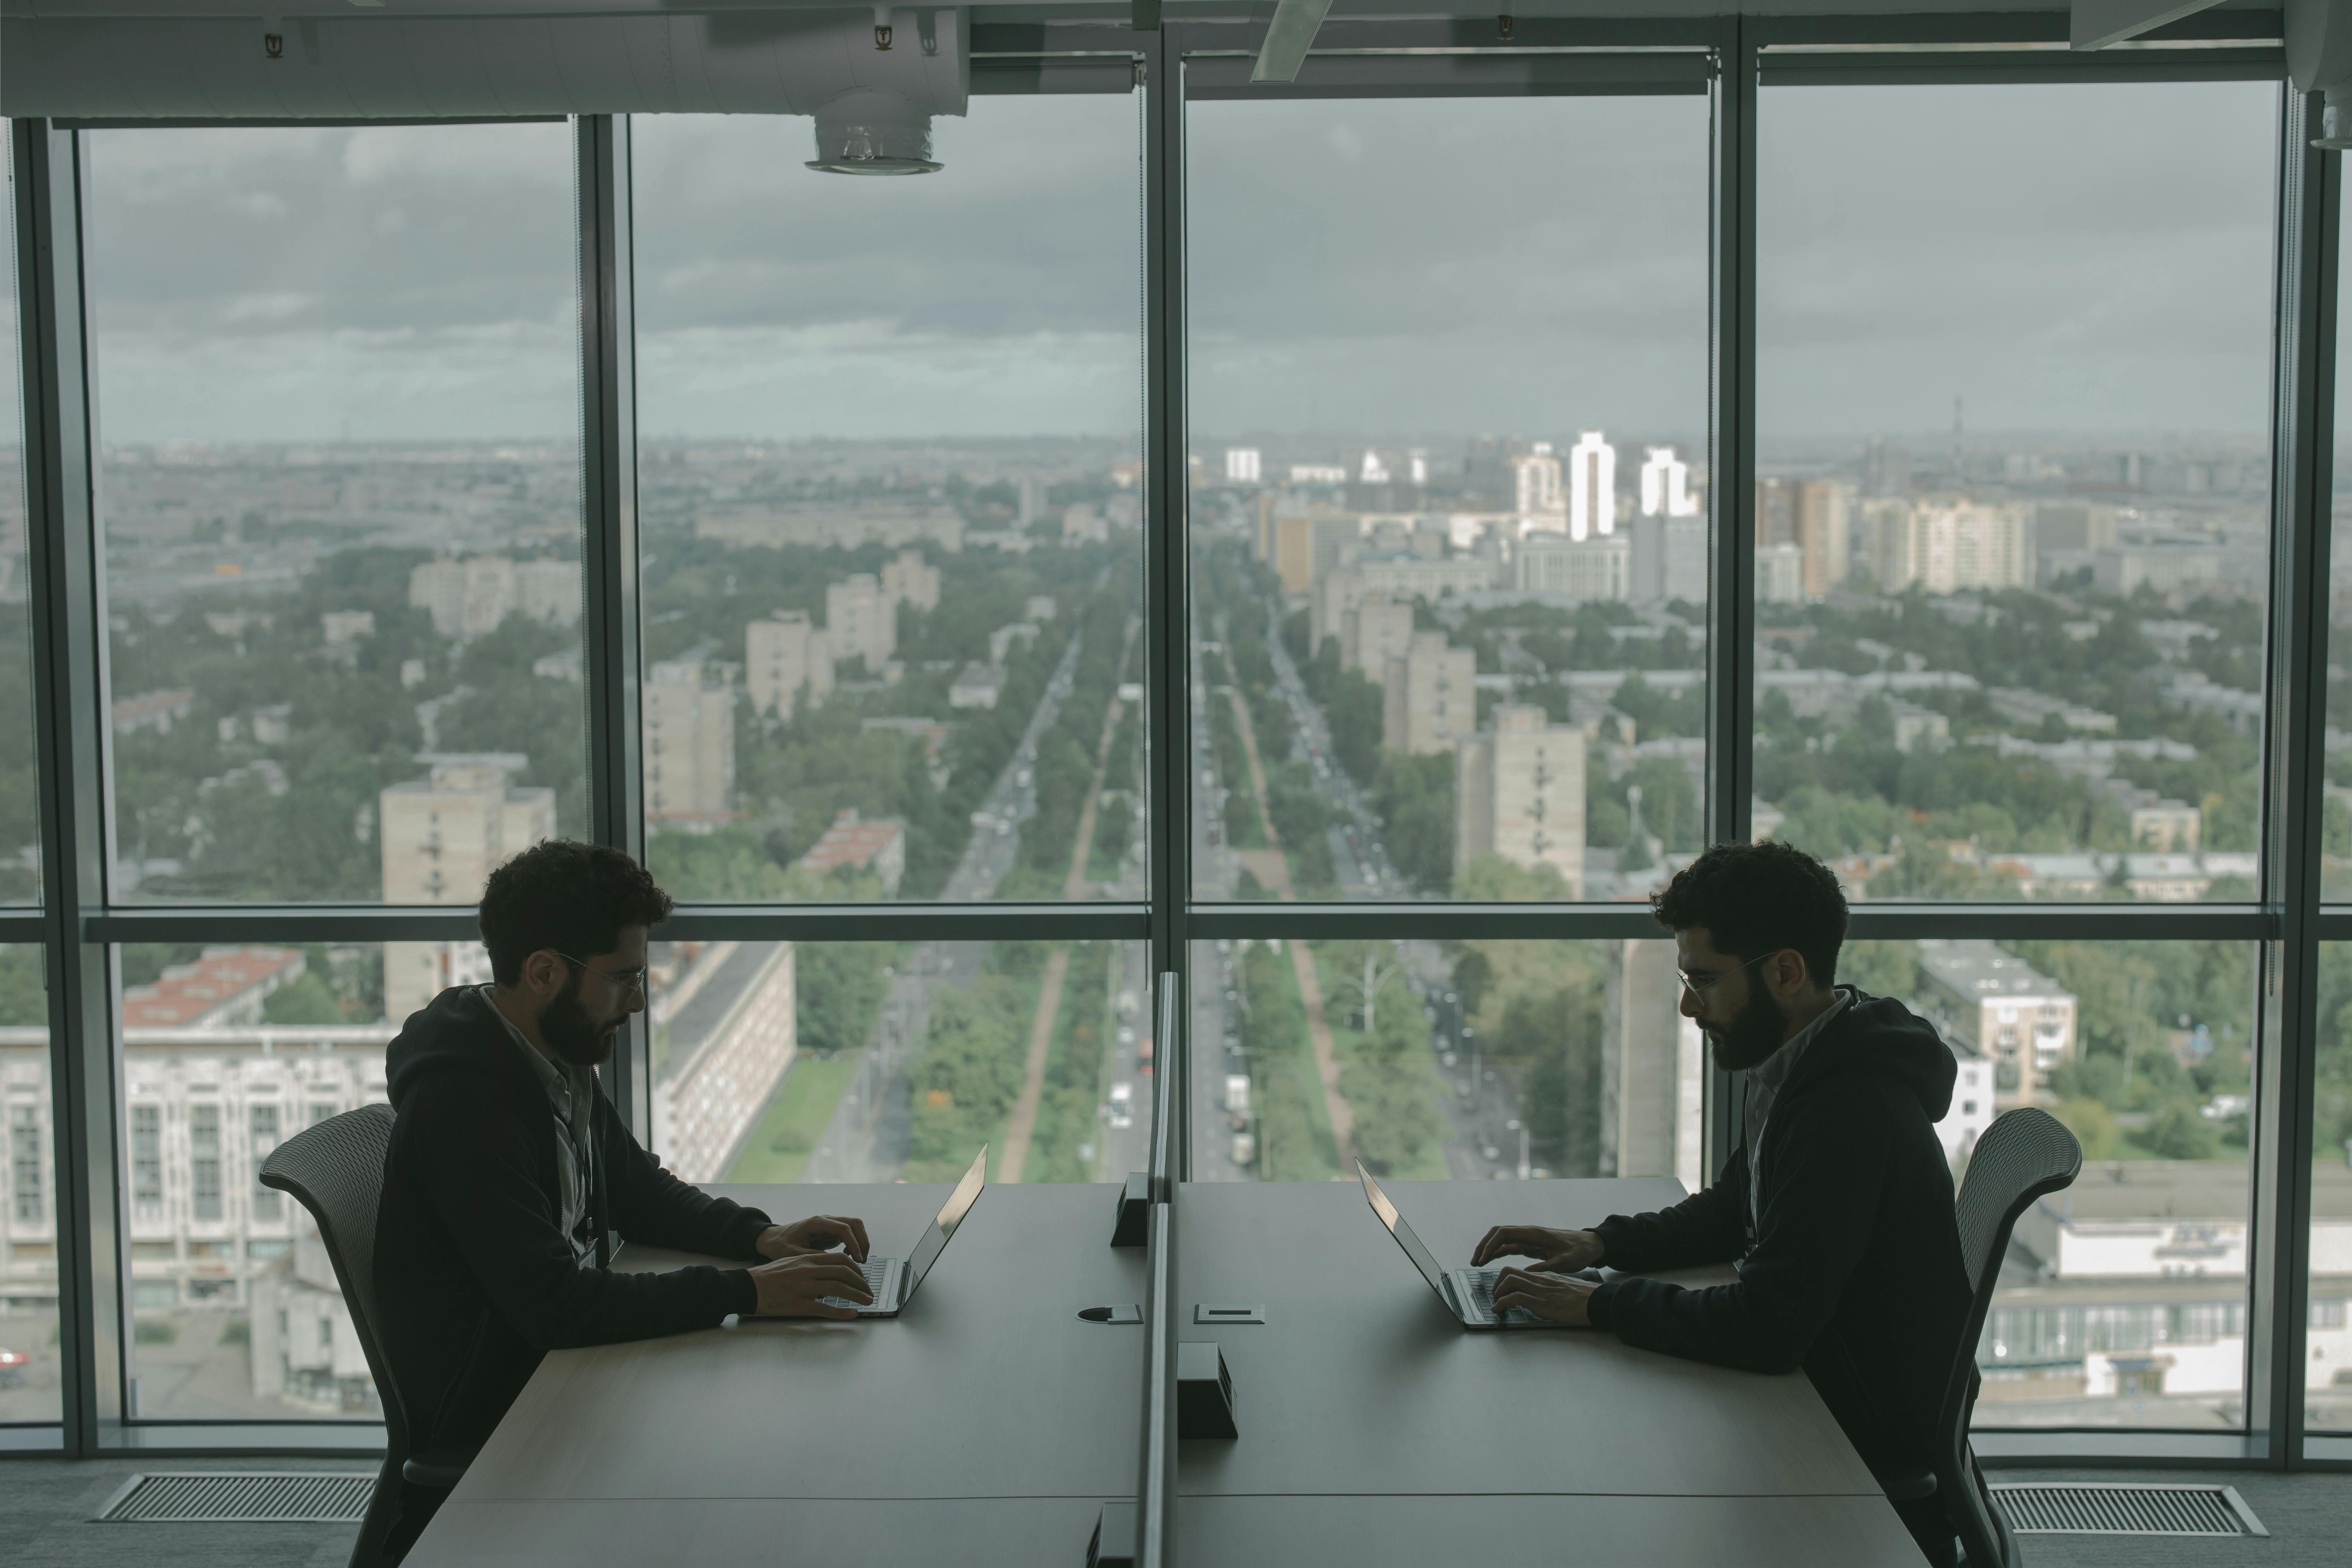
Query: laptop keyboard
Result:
<box><xmin>818</xmin><ymin>1257</ymin><xmax>892</xmax><ymax>1313</ymax></box>
<box><xmin>1460</xmin><ymin>1268</ymin><xmax>1541</xmax><ymax>1327</ymax></box>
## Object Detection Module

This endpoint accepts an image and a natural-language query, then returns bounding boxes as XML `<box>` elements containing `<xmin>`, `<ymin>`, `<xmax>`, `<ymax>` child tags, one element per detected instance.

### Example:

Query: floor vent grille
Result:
<box><xmin>1988</xmin><ymin>1482</ymin><xmax>2267</xmax><ymax>1538</ymax></box>
<box><xmin>95</xmin><ymin>1471</ymin><xmax>375</xmax><ymax>1524</ymax></box>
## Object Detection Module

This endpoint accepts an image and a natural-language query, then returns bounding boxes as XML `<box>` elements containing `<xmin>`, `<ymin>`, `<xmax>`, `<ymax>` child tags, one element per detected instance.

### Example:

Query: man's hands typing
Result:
<box><xmin>1470</xmin><ymin>1224</ymin><xmax>1605</xmax><ymax>1274</ymax></box>
<box><xmin>755</xmin><ymin>1214</ymin><xmax>870</xmax><ymax>1263</ymax></box>
<box><xmin>747</xmin><ymin>1251</ymin><xmax>874</xmax><ymax>1319</ymax></box>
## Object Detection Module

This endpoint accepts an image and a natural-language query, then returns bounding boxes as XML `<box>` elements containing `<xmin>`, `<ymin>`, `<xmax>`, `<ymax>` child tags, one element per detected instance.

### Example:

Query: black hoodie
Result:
<box><xmin>374</xmin><ymin>986</ymin><xmax>773</xmax><ymax>1452</ymax></box>
<box><xmin>1585</xmin><ymin>991</ymin><xmax>1971</xmax><ymax>1476</ymax></box>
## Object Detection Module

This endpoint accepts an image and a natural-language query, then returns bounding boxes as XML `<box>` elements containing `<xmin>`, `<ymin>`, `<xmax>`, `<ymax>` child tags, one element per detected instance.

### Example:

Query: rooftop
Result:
<box><xmin>1915</xmin><ymin>939</ymin><xmax>2068</xmax><ymax>1001</ymax></box>
<box><xmin>120</xmin><ymin>946</ymin><xmax>303</xmax><ymax>1030</ymax></box>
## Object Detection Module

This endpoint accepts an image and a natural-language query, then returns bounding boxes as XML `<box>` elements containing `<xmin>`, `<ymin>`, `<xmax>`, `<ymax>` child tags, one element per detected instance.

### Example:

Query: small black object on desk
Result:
<box><xmin>1109</xmin><ymin>1171</ymin><xmax>1151</xmax><ymax>1247</ymax></box>
<box><xmin>1177</xmin><ymin>1341</ymin><xmax>1237</xmax><ymax>1438</ymax></box>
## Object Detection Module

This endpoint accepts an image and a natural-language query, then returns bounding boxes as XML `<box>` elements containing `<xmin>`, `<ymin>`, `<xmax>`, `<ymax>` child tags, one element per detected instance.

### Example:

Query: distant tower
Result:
<box><xmin>1639</xmin><ymin>447</ymin><xmax>1698</xmax><ymax>518</ymax></box>
<box><xmin>1569</xmin><ymin>431</ymin><xmax>1616</xmax><ymax>541</ymax></box>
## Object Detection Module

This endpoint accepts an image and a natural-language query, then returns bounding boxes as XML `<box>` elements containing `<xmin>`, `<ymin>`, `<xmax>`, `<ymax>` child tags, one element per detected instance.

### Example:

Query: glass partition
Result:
<box><xmin>0</xmin><ymin>153</ymin><xmax>32</xmax><ymax>906</ymax></box>
<box><xmin>83</xmin><ymin>124</ymin><xmax>588</xmax><ymax>911</ymax></box>
<box><xmin>1186</xmin><ymin>92</ymin><xmax>1711</xmax><ymax>903</ymax></box>
<box><xmin>630</xmin><ymin>100</ymin><xmax>1146</xmax><ymax>903</ymax></box>
<box><xmin>1756</xmin><ymin>81</ymin><xmax>2277</xmax><ymax>902</ymax></box>
<box><xmin>649</xmin><ymin>939</ymin><xmax>1149</xmax><ymax>1186</ymax></box>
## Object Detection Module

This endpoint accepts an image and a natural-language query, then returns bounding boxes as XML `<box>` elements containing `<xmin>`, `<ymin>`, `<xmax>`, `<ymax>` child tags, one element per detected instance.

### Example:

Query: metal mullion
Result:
<box><xmin>15</xmin><ymin>120</ymin><xmax>125</xmax><ymax>1457</ymax></box>
<box><xmin>1758</xmin><ymin>49</ymin><xmax>2283</xmax><ymax>88</ymax></box>
<box><xmin>1748</xmin><ymin>9</ymin><xmax>2283</xmax><ymax>49</ymax></box>
<box><xmin>1144</xmin><ymin>27</ymin><xmax>1188</xmax><ymax>993</ymax></box>
<box><xmin>1184</xmin><ymin>900</ymin><xmax>2274</xmax><ymax>944</ymax></box>
<box><xmin>996</xmin><ymin>17</ymin><xmax>1725</xmax><ymax>55</ymax></box>
<box><xmin>1844</xmin><ymin>904</ymin><xmax>2273</xmax><ymax>942</ymax></box>
<box><xmin>2251</xmin><ymin>87</ymin><xmax>2335</xmax><ymax>1469</ymax></box>
<box><xmin>661</xmin><ymin>903</ymin><xmax>1152</xmax><ymax>944</ymax></box>
<box><xmin>577</xmin><ymin>113</ymin><xmax>648</xmax><ymax>1138</ymax></box>
<box><xmin>83</xmin><ymin>906</ymin><xmax>486</xmax><ymax>944</ymax></box>
<box><xmin>0</xmin><ymin>912</ymin><xmax>45</xmax><ymax>942</ymax></box>
<box><xmin>1703</xmin><ymin>19</ymin><xmax>1758</xmax><ymax>1184</ymax></box>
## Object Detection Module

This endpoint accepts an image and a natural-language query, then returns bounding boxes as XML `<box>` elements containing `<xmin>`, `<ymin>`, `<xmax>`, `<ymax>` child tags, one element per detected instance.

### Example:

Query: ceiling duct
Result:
<box><xmin>0</xmin><ymin>5</ymin><xmax>971</xmax><ymax>151</ymax></box>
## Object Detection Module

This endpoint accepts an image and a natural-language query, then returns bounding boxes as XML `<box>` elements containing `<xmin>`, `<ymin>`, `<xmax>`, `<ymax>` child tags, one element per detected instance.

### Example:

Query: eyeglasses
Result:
<box><xmin>1675</xmin><ymin>951</ymin><xmax>1776</xmax><ymax>1003</ymax></box>
<box><xmin>551</xmin><ymin>951</ymin><xmax>648</xmax><ymax>999</ymax></box>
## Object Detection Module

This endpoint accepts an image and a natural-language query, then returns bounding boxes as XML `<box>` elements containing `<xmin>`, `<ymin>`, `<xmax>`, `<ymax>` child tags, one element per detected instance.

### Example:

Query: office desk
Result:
<box><xmin>410</xmin><ymin>1178</ymin><xmax>1920</xmax><ymax>1566</ymax></box>
<box><xmin>409</xmin><ymin>1182</ymin><xmax>1146</xmax><ymax>1567</ymax></box>
<box><xmin>1173</xmin><ymin>1180</ymin><xmax>1922</xmax><ymax>1566</ymax></box>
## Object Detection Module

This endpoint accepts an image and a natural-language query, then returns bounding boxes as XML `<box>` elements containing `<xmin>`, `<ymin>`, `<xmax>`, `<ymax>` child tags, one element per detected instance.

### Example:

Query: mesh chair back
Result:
<box><xmin>260</xmin><ymin>1104</ymin><xmax>410</xmax><ymax>1450</ymax></box>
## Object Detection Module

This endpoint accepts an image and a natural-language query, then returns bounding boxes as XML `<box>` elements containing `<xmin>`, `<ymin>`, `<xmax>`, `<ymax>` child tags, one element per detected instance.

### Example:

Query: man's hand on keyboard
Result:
<box><xmin>755</xmin><ymin>1214</ymin><xmax>871</xmax><ymax>1263</ymax></box>
<box><xmin>748</xmin><ymin>1252</ymin><xmax>875</xmax><ymax>1319</ymax></box>
<box><xmin>1470</xmin><ymin>1225</ymin><xmax>1604</xmax><ymax>1274</ymax></box>
<box><xmin>1490</xmin><ymin>1265</ymin><xmax>1599</xmax><ymax>1327</ymax></box>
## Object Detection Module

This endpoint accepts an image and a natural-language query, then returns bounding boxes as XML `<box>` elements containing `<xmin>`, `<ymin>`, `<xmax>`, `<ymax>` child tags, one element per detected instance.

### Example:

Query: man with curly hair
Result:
<box><xmin>1471</xmin><ymin>840</ymin><xmax>1971</xmax><ymax>1566</ymax></box>
<box><xmin>373</xmin><ymin>840</ymin><xmax>872</xmax><ymax>1558</ymax></box>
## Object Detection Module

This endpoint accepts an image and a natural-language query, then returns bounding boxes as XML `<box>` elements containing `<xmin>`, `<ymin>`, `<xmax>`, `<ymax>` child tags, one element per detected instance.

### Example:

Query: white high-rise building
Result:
<box><xmin>1455</xmin><ymin>704</ymin><xmax>1586</xmax><ymax>894</ymax></box>
<box><xmin>1512</xmin><ymin>444</ymin><xmax>1564</xmax><ymax>518</ymax></box>
<box><xmin>1224</xmin><ymin>448</ymin><xmax>1262</xmax><ymax>483</ymax></box>
<box><xmin>1639</xmin><ymin>447</ymin><xmax>1700</xmax><ymax>518</ymax></box>
<box><xmin>1569</xmin><ymin>431</ymin><xmax>1616</xmax><ymax>541</ymax></box>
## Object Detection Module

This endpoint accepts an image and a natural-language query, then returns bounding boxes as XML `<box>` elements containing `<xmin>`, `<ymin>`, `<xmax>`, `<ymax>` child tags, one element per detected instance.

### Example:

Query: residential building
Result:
<box><xmin>950</xmin><ymin>662</ymin><xmax>1006</xmax><ymax>709</ymax></box>
<box><xmin>648</xmin><ymin>939</ymin><xmax>798</xmax><ymax>1184</ymax></box>
<box><xmin>880</xmin><ymin>547</ymin><xmax>941</xmax><ymax>613</ymax></box>
<box><xmin>825</xmin><ymin>573</ymin><xmax>897</xmax><ymax>672</ymax></box>
<box><xmin>1629</xmin><ymin>512</ymin><xmax>1707</xmax><ymax>605</ymax></box>
<box><xmin>644</xmin><ymin>660</ymin><xmax>736</xmax><ymax>825</ymax></box>
<box><xmin>1224</xmin><ymin>447</ymin><xmax>1262</xmax><ymax>483</ymax></box>
<box><xmin>408</xmin><ymin>555</ymin><xmax>582</xmax><ymax>639</ymax></box>
<box><xmin>795</xmin><ymin>809</ymin><xmax>908</xmax><ymax>896</ymax></box>
<box><xmin>745</xmin><ymin>612</ymin><xmax>833</xmax><ymax>721</ymax></box>
<box><xmin>1381</xmin><ymin>633</ymin><xmax>1477</xmax><ymax>755</ymax></box>
<box><xmin>1600</xmin><ymin>939</ymin><xmax>1705</xmax><ymax>1189</ymax></box>
<box><xmin>1454</xmin><ymin>704</ymin><xmax>1586</xmax><ymax>894</ymax></box>
<box><xmin>1511</xmin><ymin>444</ymin><xmax>1564</xmax><ymax>519</ymax></box>
<box><xmin>1516</xmin><ymin>533</ymin><xmax>1630</xmax><ymax>600</ymax></box>
<box><xmin>1341</xmin><ymin>594</ymin><xmax>1416</xmax><ymax>677</ymax></box>
<box><xmin>1757</xmin><ymin>477</ymin><xmax>1851</xmax><ymax>598</ymax></box>
<box><xmin>380</xmin><ymin>755</ymin><xmax>556</xmax><ymax>1024</ymax></box>
<box><xmin>112</xmin><ymin>689</ymin><xmax>195</xmax><ymax>736</ymax></box>
<box><xmin>1757</xmin><ymin>541</ymin><xmax>1805</xmax><ymax>604</ymax></box>
<box><xmin>1915</xmin><ymin>940</ymin><xmax>2077</xmax><ymax>1109</ymax></box>
<box><xmin>1863</xmin><ymin>435</ymin><xmax>1911</xmax><ymax>497</ymax></box>
<box><xmin>2131</xmin><ymin>798</ymin><xmax>2203</xmax><ymax>852</ymax></box>
<box><xmin>2094</xmin><ymin>543</ymin><xmax>2228</xmax><ymax>596</ymax></box>
<box><xmin>1866</xmin><ymin>498</ymin><xmax>2035</xmax><ymax>594</ymax></box>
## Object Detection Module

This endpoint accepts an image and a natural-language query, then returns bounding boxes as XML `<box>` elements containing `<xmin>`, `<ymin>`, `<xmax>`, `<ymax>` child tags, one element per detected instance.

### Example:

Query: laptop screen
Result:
<box><xmin>902</xmin><ymin>1146</ymin><xmax>988</xmax><ymax>1299</ymax></box>
<box><xmin>1357</xmin><ymin>1161</ymin><xmax>1454</xmax><ymax>1302</ymax></box>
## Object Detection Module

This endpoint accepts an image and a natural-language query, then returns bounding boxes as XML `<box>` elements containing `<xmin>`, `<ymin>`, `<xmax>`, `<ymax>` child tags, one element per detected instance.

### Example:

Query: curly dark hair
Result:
<box><xmin>1650</xmin><ymin>840</ymin><xmax>1848</xmax><ymax>989</ymax></box>
<box><xmin>477</xmin><ymin>840</ymin><xmax>674</xmax><ymax>985</ymax></box>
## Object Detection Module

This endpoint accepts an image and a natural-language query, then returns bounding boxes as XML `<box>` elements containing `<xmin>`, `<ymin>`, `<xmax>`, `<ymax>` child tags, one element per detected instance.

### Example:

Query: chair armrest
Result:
<box><xmin>1874</xmin><ymin>1465</ymin><xmax>1938</xmax><ymax>1502</ymax></box>
<box><xmin>400</xmin><ymin>1446</ymin><xmax>479</xmax><ymax>1490</ymax></box>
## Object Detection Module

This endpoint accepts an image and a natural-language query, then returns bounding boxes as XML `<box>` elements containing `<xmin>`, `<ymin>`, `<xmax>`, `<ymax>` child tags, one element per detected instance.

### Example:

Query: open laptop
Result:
<box><xmin>819</xmin><ymin>1146</ymin><xmax>988</xmax><ymax>1318</ymax></box>
<box><xmin>1356</xmin><ymin>1161</ymin><xmax>1556</xmax><ymax>1330</ymax></box>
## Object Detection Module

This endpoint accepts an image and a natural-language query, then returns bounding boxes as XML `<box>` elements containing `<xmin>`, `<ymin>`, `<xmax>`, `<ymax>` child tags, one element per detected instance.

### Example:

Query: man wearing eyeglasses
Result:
<box><xmin>374</xmin><ymin>840</ymin><xmax>872</xmax><ymax>1560</ymax></box>
<box><xmin>1470</xmin><ymin>840</ymin><xmax>1970</xmax><ymax>1566</ymax></box>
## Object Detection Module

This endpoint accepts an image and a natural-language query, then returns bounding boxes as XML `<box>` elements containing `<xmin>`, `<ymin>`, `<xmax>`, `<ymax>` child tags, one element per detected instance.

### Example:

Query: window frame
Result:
<box><xmin>6</xmin><ymin>6</ymin><xmax>2344</xmax><ymax>1475</ymax></box>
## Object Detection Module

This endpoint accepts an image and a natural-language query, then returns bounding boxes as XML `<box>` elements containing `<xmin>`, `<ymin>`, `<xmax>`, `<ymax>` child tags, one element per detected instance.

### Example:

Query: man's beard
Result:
<box><xmin>541</xmin><ymin>971</ymin><xmax>621</xmax><ymax>1068</ymax></box>
<box><xmin>1708</xmin><ymin>981</ymin><xmax>1791</xmax><ymax>1073</ymax></box>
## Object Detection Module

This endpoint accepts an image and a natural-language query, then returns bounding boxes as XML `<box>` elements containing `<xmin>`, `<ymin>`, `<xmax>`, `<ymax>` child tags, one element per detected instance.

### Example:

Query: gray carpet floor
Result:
<box><xmin>0</xmin><ymin>1456</ymin><xmax>2342</xmax><ymax>1565</ymax></box>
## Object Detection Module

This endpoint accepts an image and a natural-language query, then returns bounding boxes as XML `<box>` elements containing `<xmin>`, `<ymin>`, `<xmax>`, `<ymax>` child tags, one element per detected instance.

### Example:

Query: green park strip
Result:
<box><xmin>1235</xmin><ymin>939</ymin><xmax>1343</xmax><ymax>1183</ymax></box>
<box><xmin>723</xmin><ymin>1053</ymin><xmax>859</xmax><ymax>1185</ymax></box>
<box><xmin>902</xmin><ymin>958</ymin><xmax>1046</xmax><ymax>1184</ymax></box>
<box><xmin>1024</xmin><ymin>941</ymin><xmax>1120</xmax><ymax>1185</ymax></box>
<box><xmin>1314</xmin><ymin>945</ymin><xmax>1453</xmax><ymax>1181</ymax></box>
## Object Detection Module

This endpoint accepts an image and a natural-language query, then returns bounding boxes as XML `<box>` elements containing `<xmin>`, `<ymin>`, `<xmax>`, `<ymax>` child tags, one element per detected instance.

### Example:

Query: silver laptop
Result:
<box><xmin>821</xmin><ymin>1146</ymin><xmax>988</xmax><ymax>1318</ymax></box>
<box><xmin>1357</xmin><ymin>1161</ymin><xmax>1552</xmax><ymax>1330</ymax></box>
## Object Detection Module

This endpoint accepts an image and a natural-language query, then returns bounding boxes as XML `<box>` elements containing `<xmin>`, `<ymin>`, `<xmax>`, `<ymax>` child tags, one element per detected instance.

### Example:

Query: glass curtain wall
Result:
<box><xmin>1</xmin><ymin>152</ymin><xmax>31</xmax><ymax>904</ymax></box>
<box><xmin>1759</xmin><ymin>80</ymin><xmax>2281</xmax><ymax>1431</ymax></box>
<box><xmin>79</xmin><ymin>121</ymin><xmax>582</xmax><ymax>1421</ymax></box>
<box><xmin>627</xmin><ymin>94</ymin><xmax>1150</xmax><ymax>1189</ymax></box>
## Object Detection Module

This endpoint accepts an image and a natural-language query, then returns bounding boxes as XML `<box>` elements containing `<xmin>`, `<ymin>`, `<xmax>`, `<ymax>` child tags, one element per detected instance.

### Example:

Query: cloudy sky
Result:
<box><xmin>54</xmin><ymin>74</ymin><xmax>2286</xmax><ymax>453</ymax></box>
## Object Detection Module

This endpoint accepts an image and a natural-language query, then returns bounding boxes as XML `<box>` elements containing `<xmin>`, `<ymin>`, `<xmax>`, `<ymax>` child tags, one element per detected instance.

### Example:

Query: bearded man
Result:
<box><xmin>1470</xmin><ymin>840</ymin><xmax>1972</xmax><ymax>1566</ymax></box>
<box><xmin>372</xmin><ymin>840</ymin><xmax>872</xmax><ymax>1560</ymax></box>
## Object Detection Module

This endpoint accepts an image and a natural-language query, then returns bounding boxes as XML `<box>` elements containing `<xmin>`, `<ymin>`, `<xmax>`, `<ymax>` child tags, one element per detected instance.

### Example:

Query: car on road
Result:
<box><xmin>0</xmin><ymin>1345</ymin><xmax>28</xmax><ymax>1387</ymax></box>
<box><xmin>1107</xmin><ymin>1081</ymin><xmax>1135</xmax><ymax>1129</ymax></box>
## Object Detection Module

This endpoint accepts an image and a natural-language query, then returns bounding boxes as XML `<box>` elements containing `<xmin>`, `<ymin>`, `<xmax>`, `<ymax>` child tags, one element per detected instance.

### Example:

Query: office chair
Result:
<box><xmin>1876</xmin><ymin>1107</ymin><xmax>2083</xmax><ymax>1568</ymax></box>
<box><xmin>260</xmin><ymin>1103</ymin><xmax>474</xmax><ymax>1568</ymax></box>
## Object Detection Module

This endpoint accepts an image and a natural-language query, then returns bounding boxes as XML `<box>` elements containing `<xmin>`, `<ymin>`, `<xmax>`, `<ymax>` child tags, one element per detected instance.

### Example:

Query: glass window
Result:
<box><xmin>117</xmin><ymin>940</ymin><xmax>390</xmax><ymax>1421</ymax></box>
<box><xmin>1194</xmin><ymin>936</ymin><xmax>1701</xmax><ymax>1186</ymax></box>
<box><xmin>1186</xmin><ymin>93</ymin><xmax>1710</xmax><ymax>903</ymax></box>
<box><xmin>0</xmin><ymin>945</ymin><xmax>58</xmax><ymax>1421</ymax></box>
<box><xmin>2311</xmin><ymin>944</ymin><xmax>2352</xmax><ymax>1431</ymax></box>
<box><xmin>1</xmin><ymin>153</ymin><xmax>34</xmax><ymax>906</ymax></box>
<box><xmin>630</xmin><ymin>98</ymin><xmax>1146</xmax><ymax>903</ymax></box>
<box><xmin>649</xmin><ymin>938</ymin><xmax>1148</xmax><ymax>1186</ymax></box>
<box><xmin>1878</xmin><ymin>936</ymin><xmax>2258</xmax><ymax>1431</ymax></box>
<box><xmin>83</xmin><ymin>124</ymin><xmax>588</xmax><ymax>906</ymax></box>
<box><xmin>1756</xmin><ymin>82</ymin><xmax>2277</xmax><ymax>902</ymax></box>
